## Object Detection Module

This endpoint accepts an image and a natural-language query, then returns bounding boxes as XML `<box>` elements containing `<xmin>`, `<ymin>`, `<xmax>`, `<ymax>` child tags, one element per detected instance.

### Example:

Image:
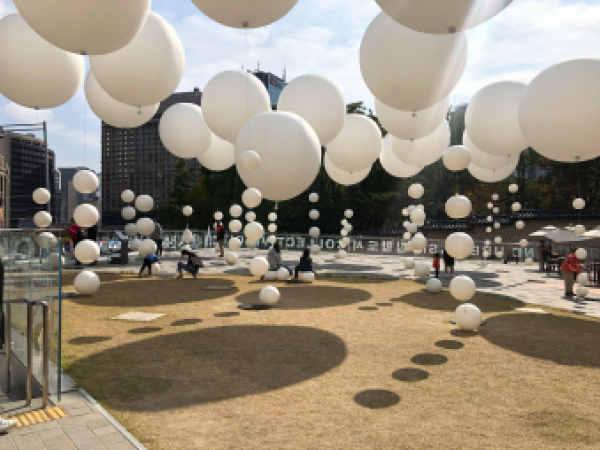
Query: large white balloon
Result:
<box><xmin>203</xmin><ymin>70</ymin><xmax>270</xmax><ymax>143</ymax></box>
<box><xmin>324</xmin><ymin>153</ymin><xmax>371</xmax><ymax>186</ymax></box>
<box><xmin>229</xmin><ymin>237</ymin><xmax>242</xmax><ymax>251</ymax></box>
<box><xmin>573</xmin><ymin>198</ymin><xmax>585</xmax><ymax>210</ymax></box>
<box><xmin>360</xmin><ymin>13</ymin><xmax>468</xmax><ymax>111</ymax></box>
<box><xmin>73</xmin><ymin>170</ymin><xmax>99</xmax><ymax>194</ymax></box>
<box><xmin>74</xmin><ymin>240</ymin><xmax>100</xmax><ymax>264</ymax></box>
<box><xmin>242</xmin><ymin>188</ymin><xmax>262</xmax><ymax>209</ymax></box>
<box><xmin>73</xmin><ymin>204</ymin><xmax>99</xmax><ymax>228</ymax></box>
<box><xmin>309</xmin><ymin>210</ymin><xmax>320</xmax><ymax>220</ymax></box>
<box><xmin>37</xmin><ymin>232</ymin><xmax>57</xmax><ymax>249</ymax></box>
<box><xmin>244</xmin><ymin>222</ymin><xmax>264</xmax><ymax>242</ymax></box>
<box><xmin>519</xmin><ymin>59</ymin><xmax>600</xmax><ymax>163</ymax></box>
<box><xmin>198</xmin><ymin>133</ymin><xmax>235</xmax><ymax>171</ymax></box>
<box><xmin>278</xmin><ymin>74</ymin><xmax>346</xmax><ymax>145</ymax></box>
<box><xmin>182</xmin><ymin>206</ymin><xmax>193</xmax><ymax>217</ymax></box>
<box><xmin>229</xmin><ymin>220</ymin><xmax>242</xmax><ymax>233</ymax></box>
<box><xmin>14</xmin><ymin>0</ymin><xmax>150</xmax><ymax>56</ymax></box>
<box><xmin>85</xmin><ymin>70</ymin><xmax>158</xmax><ymax>129</ymax></box>
<box><xmin>249</xmin><ymin>257</ymin><xmax>269</xmax><ymax>277</ymax></box>
<box><xmin>309</xmin><ymin>227</ymin><xmax>320</xmax><ymax>238</ymax></box>
<box><xmin>230</xmin><ymin>205</ymin><xmax>242</xmax><ymax>218</ymax></box>
<box><xmin>450</xmin><ymin>276</ymin><xmax>476</xmax><ymax>302</ymax></box>
<box><xmin>411</xmin><ymin>233</ymin><xmax>427</xmax><ymax>251</ymax></box>
<box><xmin>268</xmin><ymin>213</ymin><xmax>277</xmax><ymax>222</ymax></box>
<box><xmin>379</xmin><ymin>135</ymin><xmax>421</xmax><ymax>178</ymax></box>
<box><xmin>190</xmin><ymin>0</ymin><xmax>298</xmax><ymax>28</ymax></box>
<box><xmin>138</xmin><ymin>239</ymin><xmax>157</xmax><ymax>257</ymax></box>
<box><xmin>375</xmin><ymin>0</ymin><xmax>513</xmax><ymax>34</ymax></box>
<box><xmin>136</xmin><ymin>217</ymin><xmax>155</xmax><ymax>236</ymax></box>
<box><xmin>462</xmin><ymin>131</ymin><xmax>520</xmax><ymax>170</ymax></box>
<box><xmin>445</xmin><ymin>195</ymin><xmax>472</xmax><ymax>219</ymax></box>
<box><xmin>410</xmin><ymin>209</ymin><xmax>426</xmax><ymax>226</ymax></box>
<box><xmin>426</xmin><ymin>278</ymin><xmax>442</xmax><ymax>294</ymax></box>
<box><xmin>159</xmin><ymin>103</ymin><xmax>212</xmax><ymax>159</ymax></box>
<box><xmin>238</xmin><ymin>151</ymin><xmax>261</xmax><ymax>171</ymax></box>
<box><xmin>309</xmin><ymin>193</ymin><xmax>319</xmax><ymax>203</ymax></box>
<box><xmin>236</xmin><ymin>112</ymin><xmax>321</xmax><ymax>202</ymax></box>
<box><xmin>74</xmin><ymin>271</ymin><xmax>101</xmax><ymax>296</ymax></box>
<box><xmin>124</xmin><ymin>223</ymin><xmax>137</xmax><ymax>237</ymax></box>
<box><xmin>326</xmin><ymin>114</ymin><xmax>382</xmax><ymax>173</ymax></box>
<box><xmin>467</xmin><ymin>158</ymin><xmax>519</xmax><ymax>183</ymax></box>
<box><xmin>466</xmin><ymin>81</ymin><xmax>528</xmax><ymax>156</ymax></box>
<box><xmin>443</xmin><ymin>145</ymin><xmax>471</xmax><ymax>171</ymax></box>
<box><xmin>391</xmin><ymin>120</ymin><xmax>450</xmax><ymax>167</ymax></box>
<box><xmin>376</xmin><ymin>96</ymin><xmax>449</xmax><ymax>140</ymax></box>
<box><xmin>245</xmin><ymin>211</ymin><xmax>256</xmax><ymax>223</ymax></box>
<box><xmin>454</xmin><ymin>303</ymin><xmax>482</xmax><ymax>331</ymax></box>
<box><xmin>408</xmin><ymin>183</ymin><xmax>424</xmax><ymax>199</ymax></box>
<box><xmin>129</xmin><ymin>238</ymin><xmax>141</xmax><ymax>251</ymax></box>
<box><xmin>0</xmin><ymin>14</ymin><xmax>84</xmax><ymax>109</ymax></box>
<box><xmin>32</xmin><ymin>188</ymin><xmax>51</xmax><ymax>205</ymax></box>
<box><xmin>135</xmin><ymin>195</ymin><xmax>153</xmax><ymax>212</ymax></box>
<box><xmin>122</xmin><ymin>190</ymin><xmax>135</xmax><ymax>203</ymax></box>
<box><xmin>445</xmin><ymin>232</ymin><xmax>474</xmax><ymax>259</ymax></box>
<box><xmin>34</xmin><ymin>211</ymin><xmax>52</xmax><ymax>228</ymax></box>
<box><xmin>89</xmin><ymin>12</ymin><xmax>185</xmax><ymax>107</ymax></box>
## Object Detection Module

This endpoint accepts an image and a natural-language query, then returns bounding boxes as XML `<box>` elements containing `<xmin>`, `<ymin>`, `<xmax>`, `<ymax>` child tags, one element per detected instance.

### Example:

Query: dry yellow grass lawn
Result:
<box><xmin>61</xmin><ymin>272</ymin><xmax>600</xmax><ymax>450</ymax></box>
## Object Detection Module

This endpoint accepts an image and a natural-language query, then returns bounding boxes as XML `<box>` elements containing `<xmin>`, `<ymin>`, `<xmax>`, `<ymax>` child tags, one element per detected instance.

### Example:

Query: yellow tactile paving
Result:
<box><xmin>6</xmin><ymin>406</ymin><xmax>68</xmax><ymax>428</ymax></box>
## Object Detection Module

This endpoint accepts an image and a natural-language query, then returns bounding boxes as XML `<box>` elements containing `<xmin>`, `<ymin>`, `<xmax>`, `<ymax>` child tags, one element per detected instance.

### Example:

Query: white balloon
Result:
<box><xmin>462</xmin><ymin>131</ymin><xmax>520</xmax><ymax>171</ymax></box>
<box><xmin>512</xmin><ymin>202</ymin><xmax>522</xmax><ymax>212</ymax></box>
<box><xmin>129</xmin><ymin>238</ymin><xmax>141</xmax><ymax>251</ymax></box>
<box><xmin>276</xmin><ymin>267</ymin><xmax>290</xmax><ymax>281</ymax></box>
<box><xmin>516</xmin><ymin>220</ymin><xmax>524</xmax><ymax>229</ymax></box>
<box><xmin>238</xmin><ymin>150</ymin><xmax>261</xmax><ymax>171</ymax></box>
<box><xmin>73</xmin><ymin>170</ymin><xmax>99</xmax><ymax>194</ymax></box>
<box><xmin>89</xmin><ymin>12</ymin><xmax>185</xmax><ymax>107</ymax></box>
<box><xmin>85</xmin><ymin>71</ymin><xmax>157</xmax><ymax>129</ymax></box>
<box><xmin>520</xmin><ymin>239</ymin><xmax>529</xmax><ymax>247</ymax></box>
<box><xmin>466</xmin><ymin>81</ymin><xmax>528</xmax><ymax>156</ymax></box>
<box><xmin>230</xmin><ymin>204</ymin><xmax>243</xmax><ymax>218</ymax></box>
<box><xmin>338</xmin><ymin>250</ymin><xmax>347</xmax><ymax>259</ymax></box>
<box><xmin>198</xmin><ymin>133</ymin><xmax>235</xmax><ymax>171</ymax></box>
<box><xmin>450</xmin><ymin>276</ymin><xmax>476</xmax><ymax>301</ymax></box>
<box><xmin>74</xmin><ymin>271</ymin><xmax>101</xmax><ymax>295</ymax></box>
<box><xmin>341</xmin><ymin>229</ymin><xmax>349</xmax><ymax>237</ymax></box>
<box><xmin>299</xmin><ymin>272</ymin><xmax>315</xmax><ymax>283</ymax></box>
<box><xmin>467</xmin><ymin>158</ymin><xmax>519</xmax><ymax>183</ymax></box>
<box><xmin>443</xmin><ymin>145</ymin><xmax>471</xmax><ymax>171</ymax></box>
<box><xmin>411</xmin><ymin>233</ymin><xmax>427</xmax><ymax>251</ymax></box>
<box><xmin>344</xmin><ymin>223</ymin><xmax>353</xmax><ymax>232</ymax></box>
<box><xmin>0</xmin><ymin>14</ymin><xmax>84</xmax><ymax>109</ymax></box>
<box><xmin>492</xmin><ymin>194</ymin><xmax>499</xmax><ymax>201</ymax></box>
<box><xmin>36</xmin><ymin>232</ymin><xmax>57</xmax><ymax>249</ymax></box>
<box><xmin>410</xmin><ymin>209</ymin><xmax>426</xmax><ymax>226</ymax></box>
<box><xmin>73</xmin><ymin>204</ymin><xmax>99</xmax><ymax>228</ymax></box>
<box><xmin>408</xmin><ymin>184</ymin><xmax>424</xmax><ymax>199</ymax></box>
<box><xmin>122</xmin><ymin>190</ymin><xmax>135</xmax><ymax>203</ymax></box>
<box><xmin>268</xmin><ymin>213</ymin><xmax>277</xmax><ymax>222</ymax></box>
<box><xmin>406</xmin><ymin>222</ymin><xmax>418</xmax><ymax>234</ymax></box>
<box><xmin>135</xmin><ymin>195</ymin><xmax>153</xmax><ymax>212</ymax></box>
<box><xmin>495</xmin><ymin>236</ymin><xmax>503</xmax><ymax>244</ymax></box>
<box><xmin>376</xmin><ymin>96</ymin><xmax>449</xmax><ymax>140</ymax></box>
<box><xmin>391</xmin><ymin>120</ymin><xmax>450</xmax><ymax>167</ymax></box>
<box><xmin>136</xmin><ymin>218</ymin><xmax>155</xmax><ymax>236</ymax></box>
<box><xmin>124</xmin><ymin>224</ymin><xmax>137</xmax><ymax>237</ymax></box>
<box><xmin>32</xmin><ymin>188</ymin><xmax>51</xmax><ymax>205</ymax></box>
<box><xmin>509</xmin><ymin>184</ymin><xmax>519</xmax><ymax>194</ymax></box>
<box><xmin>487</xmin><ymin>216</ymin><xmax>493</xmax><ymax>222</ymax></box>
<box><xmin>577</xmin><ymin>286</ymin><xmax>589</xmax><ymax>298</ymax></box>
<box><xmin>519</xmin><ymin>58</ymin><xmax>600</xmax><ymax>163</ymax></box>
<box><xmin>250</xmin><ymin>257</ymin><xmax>269</xmax><ymax>277</ymax></box>
<box><xmin>577</xmin><ymin>273</ymin><xmax>589</xmax><ymax>285</ymax></box>
<box><xmin>191</xmin><ymin>0</ymin><xmax>298</xmax><ymax>28</ymax></box>
<box><xmin>484</xmin><ymin>240</ymin><xmax>491</xmax><ymax>246</ymax></box>
<box><xmin>159</xmin><ymin>103</ymin><xmax>212</xmax><ymax>159</ymax></box>
<box><xmin>74</xmin><ymin>240</ymin><xmax>100</xmax><ymax>264</ymax></box>
<box><xmin>345</xmin><ymin>210</ymin><xmax>354</xmax><ymax>219</ymax></box>
<box><xmin>445</xmin><ymin>195</ymin><xmax>472</xmax><ymax>219</ymax></box>
<box><xmin>225</xmin><ymin>252</ymin><xmax>238</xmax><ymax>266</ymax></box>
<box><xmin>426</xmin><ymin>278</ymin><xmax>442</xmax><ymax>294</ymax></box>
<box><xmin>151</xmin><ymin>263</ymin><xmax>161</xmax><ymax>275</ymax></box>
<box><xmin>483</xmin><ymin>251</ymin><xmax>490</xmax><ymax>258</ymax></box>
<box><xmin>14</xmin><ymin>0</ymin><xmax>150</xmax><ymax>56</ymax></box>
<box><xmin>204</xmin><ymin>70</ymin><xmax>270</xmax><ymax>143</ymax></box>
<box><xmin>278</xmin><ymin>74</ymin><xmax>346</xmax><ymax>145</ymax></box>
<box><xmin>236</xmin><ymin>112</ymin><xmax>321</xmax><ymax>201</ymax></box>
<box><xmin>264</xmin><ymin>271</ymin><xmax>277</xmax><ymax>281</ymax></box>
<box><xmin>403</xmin><ymin>258</ymin><xmax>415</xmax><ymax>269</ymax></box>
<box><xmin>360</xmin><ymin>13</ymin><xmax>467</xmax><ymax>111</ymax></box>
<box><xmin>309</xmin><ymin>210</ymin><xmax>320</xmax><ymax>220</ymax></box>
<box><xmin>402</xmin><ymin>209</ymin><xmax>409</xmax><ymax>216</ymax></box>
<box><xmin>182</xmin><ymin>206</ymin><xmax>193</xmax><ymax>217</ymax></box>
<box><xmin>326</xmin><ymin>114</ymin><xmax>381</xmax><ymax>173</ymax></box>
<box><xmin>34</xmin><ymin>211</ymin><xmax>52</xmax><ymax>228</ymax></box>
<box><xmin>242</xmin><ymin>188</ymin><xmax>262</xmax><ymax>209</ymax></box>
<box><xmin>138</xmin><ymin>239</ymin><xmax>157</xmax><ymax>257</ymax></box>
<box><xmin>122</xmin><ymin>206</ymin><xmax>136</xmax><ymax>221</ymax></box>
<box><xmin>341</xmin><ymin>237</ymin><xmax>351</xmax><ymax>247</ymax></box>
<box><xmin>574</xmin><ymin>224</ymin><xmax>585</xmax><ymax>236</ymax></box>
<box><xmin>214</xmin><ymin>211</ymin><xmax>224</xmax><ymax>221</ymax></box>
<box><xmin>310</xmin><ymin>244</ymin><xmax>320</xmax><ymax>255</ymax></box>
<box><xmin>575</xmin><ymin>248</ymin><xmax>587</xmax><ymax>260</ymax></box>
<box><xmin>259</xmin><ymin>285</ymin><xmax>281</xmax><ymax>305</ymax></box>
<box><xmin>228</xmin><ymin>237</ymin><xmax>242</xmax><ymax>251</ymax></box>
<box><xmin>229</xmin><ymin>220</ymin><xmax>242</xmax><ymax>233</ymax></box>
<box><xmin>414</xmin><ymin>262</ymin><xmax>430</xmax><ymax>278</ymax></box>
<box><xmin>493</xmin><ymin>207</ymin><xmax>500</xmax><ymax>214</ymax></box>
<box><xmin>403</xmin><ymin>232</ymin><xmax>411</xmax><ymax>240</ymax></box>
<box><xmin>375</xmin><ymin>0</ymin><xmax>513</xmax><ymax>34</ymax></box>
<box><xmin>309</xmin><ymin>227</ymin><xmax>320</xmax><ymax>238</ymax></box>
<box><xmin>324</xmin><ymin>153</ymin><xmax>371</xmax><ymax>186</ymax></box>
<box><xmin>573</xmin><ymin>198</ymin><xmax>585</xmax><ymax>210</ymax></box>
<box><xmin>268</xmin><ymin>223</ymin><xmax>277</xmax><ymax>233</ymax></box>
<box><xmin>454</xmin><ymin>303</ymin><xmax>482</xmax><ymax>332</ymax></box>
<box><xmin>342</xmin><ymin>219</ymin><xmax>348</xmax><ymax>226</ymax></box>
<box><xmin>267</xmin><ymin>235</ymin><xmax>277</xmax><ymax>245</ymax></box>
<box><xmin>309</xmin><ymin>193</ymin><xmax>319</xmax><ymax>203</ymax></box>
<box><xmin>524</xmin><ymin>258</ymin><xmax>533</xmax><ymax>266</ymax></box>
<box><xmin>182</xmin><ymin>229</ymin><xmax>193</xmax><ymax>244</ymax></box>
<box><xmin>244</xmin><ymin>222</ymin><xmax>264</xmax><ymax>242</ymax></box>
<box><xmin>445</xmin><ymin>232</ymin><xmax>474</xmax><ymax>259</ymax></box>
<box><xmin>245</xmin><ymin>211</ymin><xmax>256</xmax><ymax>222</ymax></box>
<box><xmin>380</xmin><ymin>135</ymin><xmax>421</xmax><ymax>178</ymax></box>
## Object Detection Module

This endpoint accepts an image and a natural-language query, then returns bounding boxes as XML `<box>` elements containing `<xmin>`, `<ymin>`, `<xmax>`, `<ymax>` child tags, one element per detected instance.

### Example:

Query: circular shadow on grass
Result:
<box><xmin>435</xmin><ymin>340</ymin><xmax>464</xmax><ymax>350</ymax></box>
<box><xmin>128</xmin><ymin>327</ymin><xmax>162</xmax><ymax>334</ymax></box>
<box><xmin>392</xmin><ymin>368</ymin><xmax>429</xmax><ymax>382</ymax></box>
<box><xmin>358</xmin><ymin>306</ymin><xmax>378</xmax><ymax>311</ymax></box>
<box><xmin>236</xmin><ymin>286</ymin><xmax>371</xmax><ymax>310</ymax></box>
<box><xmin>214</xmin><ymin>312</ymin><xmax>240</xmax><ymax>318</ymax></box>
<box><xmin>68</xmin><ymin>325</ymin><xmax>347</xmax><ymax>411</ymax></box>
<box><xmin>354</xmin><ymin>389</ymin><xmax>400</xmax><ymax>409</ymax></box>
<box><xmin>171</xmin><ymin>319</ymin><xmax>202</xmax><ymax>327</ymax></box>
<box><xmin>411</xmin><ymin>353</ymin><xmax>448</xmax><ymax>366</ymax></box>
<box><xmin>68</xmin><ymin>336</ymin><xmax>111</xmax><ymax>345</ymax></box>
<box><xmin>392</xmin><ymin>290</ymin><xmax>511</xmax><ymax>313</ymax></box>
<box><xmin>483</xmin><ymin>313</ymin><xmax>600</xmax><ymax>367</ymax></box>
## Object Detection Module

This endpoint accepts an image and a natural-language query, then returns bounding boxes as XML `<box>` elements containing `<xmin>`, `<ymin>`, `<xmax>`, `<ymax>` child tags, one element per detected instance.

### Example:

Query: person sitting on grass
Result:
<box><xmin>139</xmin><ymin>253</ymin><xmax>159</xmax><ymax>277</ymax></box>
<box><xmin>291</xmin><ymin>249</ymin><xmax>314</xmax><ymax>281</ymax></box>
<box><xmin>177</xmin><ymin>249</ymin><xmax>204</xmax><ymax>279</ymax></box>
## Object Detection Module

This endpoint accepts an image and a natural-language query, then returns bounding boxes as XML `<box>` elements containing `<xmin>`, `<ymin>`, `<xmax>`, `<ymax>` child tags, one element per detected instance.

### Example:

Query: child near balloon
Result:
<box><xmin>433</xmin><ymin>253</ymin><xmax>440</xmax><ymax>278</ymax></box>
<box><xmin>139</xmin><ymin>253</ymin><xmax>159</xmax><ymax>277</ymax></box>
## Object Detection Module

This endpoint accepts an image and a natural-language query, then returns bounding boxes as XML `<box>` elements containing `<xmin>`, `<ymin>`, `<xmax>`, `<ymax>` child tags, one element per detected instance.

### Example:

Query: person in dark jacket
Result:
<box><xmin>443</xmin><ymin>248</ymin><xmax>455</xmax><ymax>276</ymax></box>
<box><xmin>293</xmin><ymin>249</ymin><xmax>314</xmax><ymax>280</ymax></box>
<box><xmin>177</xmin><ymin>249</ymin><xmax>204</xmax><ymax>279</ymax></box>
<box><xmin>139</xmin><ymin>254</ymin><xmax>159</xmax><ymax>277</ymax></box>
<box><xmin>216</xmin><ymin>221</ymin><xmax>225</xmax><ymax>257</ymax></box>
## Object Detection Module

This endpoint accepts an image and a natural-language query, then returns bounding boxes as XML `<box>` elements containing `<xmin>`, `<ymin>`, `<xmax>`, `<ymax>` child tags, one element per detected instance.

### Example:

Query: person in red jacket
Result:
<box><xmin>561</xmin><ymin>247</ymin><xmax>581</xmax><ymax>297</ymax></box>
<box><xmin>66</xmin><ymin>218</ymin><xmax>83</xmax><ymax>266</ymax></box>
<box><xmin>432</xmin><ymin>252</ymin><xmax>441</xmax><ymax>279</ymax></box>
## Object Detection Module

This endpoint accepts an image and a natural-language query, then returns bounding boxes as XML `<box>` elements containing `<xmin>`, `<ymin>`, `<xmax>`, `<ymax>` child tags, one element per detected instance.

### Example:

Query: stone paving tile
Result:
<box><xmin>98</xmin><ymin>432</ymin><xmax>129</xmax><ymax>446</ymax></box>
<box><xmin>0</xmin><ymin>434</ymin><xmax>16</xmax><ymax>450</ymax></box>
<box><xmin>43</xmin><ymin>435</ymin><xmax>76</xmax><ymax>450</ymax></box>
<box><xmin>12</xmin><ymin>433</ymin><xmax>45</xmax><ymax>450</ymax></box>
<box><xmin>91</xmin><ymin>426</ymin><xmax>117</xmax><ymax>437</ymax></box>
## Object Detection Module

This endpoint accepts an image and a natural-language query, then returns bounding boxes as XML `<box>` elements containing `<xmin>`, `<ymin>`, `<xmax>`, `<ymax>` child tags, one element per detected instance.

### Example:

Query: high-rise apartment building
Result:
<box><xmin>0</xmin><ymin>130</ymin><xmax>55</xmax><ymax>228</ymax></box>
<box><xmin>252</xmin><ymin>70</ymin><xmax>286</xmax><ymax>106</ymax></box>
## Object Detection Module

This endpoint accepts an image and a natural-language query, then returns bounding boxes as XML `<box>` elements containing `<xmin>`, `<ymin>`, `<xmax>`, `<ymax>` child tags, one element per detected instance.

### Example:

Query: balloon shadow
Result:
<box><xmin>391</xmin><ymin>290</ymin><xmax>513</xmax><ymax>313</ymax></box>
<box><xmin>235</xmin><ymin>286</ymin><xmax>371</xmax><ymax>310</ymax></box>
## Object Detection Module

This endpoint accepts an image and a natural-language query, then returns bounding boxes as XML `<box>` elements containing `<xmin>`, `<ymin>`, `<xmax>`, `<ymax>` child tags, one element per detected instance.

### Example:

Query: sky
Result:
<box><xmin>1</xmin><ymin>0</ymin><xmax>600</xmax><ymax>173</ymax></box>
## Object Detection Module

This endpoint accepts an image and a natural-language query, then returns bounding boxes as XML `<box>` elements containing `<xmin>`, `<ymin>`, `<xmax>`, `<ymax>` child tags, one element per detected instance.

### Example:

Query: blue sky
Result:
<box><xmin>1</xmin><ymin>0</ymin><xmax>600</xmax><ymax>172</ymax></box>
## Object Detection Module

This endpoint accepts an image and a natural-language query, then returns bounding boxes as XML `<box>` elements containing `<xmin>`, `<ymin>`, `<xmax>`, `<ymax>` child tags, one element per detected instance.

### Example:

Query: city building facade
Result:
<box><xmin>252</xmin><ymin>70</ymin><xmax>286</xmax><ymax>106</ymax></box>
<box><xmin>58</xmin><ymin>167</ymin><xmax>98</xmax><ymax>224</ymax></box>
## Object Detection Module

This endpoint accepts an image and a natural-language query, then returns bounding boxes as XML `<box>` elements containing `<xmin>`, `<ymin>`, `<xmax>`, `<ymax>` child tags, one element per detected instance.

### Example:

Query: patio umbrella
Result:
<box><xmin>542</xmin><ymin>228</ymin><xmax>591</xmax><ymax>243</ymax></box>
<box><xmin>529</xmin><ymin>230</ymin><xmax>548</xmax><ymax>237</ymax></box>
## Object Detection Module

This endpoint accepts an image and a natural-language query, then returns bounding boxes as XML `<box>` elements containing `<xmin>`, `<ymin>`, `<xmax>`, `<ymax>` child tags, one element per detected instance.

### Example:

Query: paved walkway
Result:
<box><xmin>72</xmin><ymin>249</ymin><xmax>600</xmax><ymax>319</ymax></box>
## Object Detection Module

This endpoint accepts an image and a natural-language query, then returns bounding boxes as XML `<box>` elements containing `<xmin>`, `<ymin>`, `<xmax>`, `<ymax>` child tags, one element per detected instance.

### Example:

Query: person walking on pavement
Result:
<box><xmin>151</xmin><ymin>222</ymin><xmax>164</xmax><ymax>256</ymax></box>
<box><xmin>561</xmin><ymin>247</ymin><xmax>581</xmax><ymax>297</ymax></box>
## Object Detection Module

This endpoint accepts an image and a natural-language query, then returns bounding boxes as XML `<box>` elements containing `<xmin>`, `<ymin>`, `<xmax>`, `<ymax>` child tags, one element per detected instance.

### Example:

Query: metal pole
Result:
<box><xmin>26</xmin><ymin>303</ymin><xmax>33</xmax><ymax>405</ymax></box>
<box><xmin>42</xmin><ymin>303</ymin><xmax>49</xmax><ymax>408</ymax></box>
<box><xmin>43</xmin><ymin>121</ymin><xmax>49</xmax><ymax>214</ymax></box>
<box><xmin>6</xmin><ymin>303</ymin><xmax>11</xmax><ymax>395</ymax></box>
